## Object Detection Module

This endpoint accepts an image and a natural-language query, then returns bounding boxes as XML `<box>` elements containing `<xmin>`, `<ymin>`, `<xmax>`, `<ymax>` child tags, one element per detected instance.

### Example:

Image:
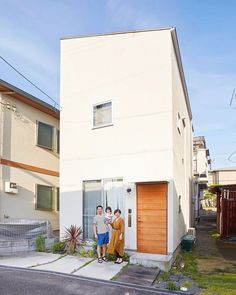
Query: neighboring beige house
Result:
<box><xmin>192</xmin><ymin>136</ymin><xmax>211</xmax><ymax>222</ymax></box>
<box><xmin>209</xmin><ymin>167</ymin><xmax>236</xmax><ymax>185</ymax></box>
<box><xmin>60</xmin><ymin>28</ymin><xmax>193</xmax><ymax>266</ymax></box>
<box><xmin>0</xmin><ymin>80</ymin><xmax>60</xmax><ymax>230</ymax></box>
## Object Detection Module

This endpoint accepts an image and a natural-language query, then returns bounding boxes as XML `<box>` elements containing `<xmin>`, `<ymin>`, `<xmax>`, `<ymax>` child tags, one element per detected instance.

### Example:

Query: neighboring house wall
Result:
<box><xmin>60</xmin><ymin>28</ymin><xmax>192</xmax><ymax>254</ymax></box>
<box><xmin>0</xmin><ymin>90</ymin><xmax>59</xmax><ymax>230</ymax></box>
<box><xmin>209</xmin><ymin>170</ymin><xmax>236</xmax><ymax>185</ymax></box>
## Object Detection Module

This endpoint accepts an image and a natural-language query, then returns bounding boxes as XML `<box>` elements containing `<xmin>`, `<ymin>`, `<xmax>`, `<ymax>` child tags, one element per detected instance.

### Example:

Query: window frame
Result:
<box><xmin>92</xmin><ymin>100</ymin><xmax>113</xmax><ymax>129</ymax></box>
<box><xmin>56</xmin><ymin>129</ymin><xmax>60</xmax><ymax>154</ymax></box>
<box><xmin>35</xmin><ymin>184</ymin><xmax>54</xmax><ymax>211</ymax></box>
<box><xmin>36</xmin><ymin>121</ymin><xmax>54</xmax><ymax>150</ymax></box>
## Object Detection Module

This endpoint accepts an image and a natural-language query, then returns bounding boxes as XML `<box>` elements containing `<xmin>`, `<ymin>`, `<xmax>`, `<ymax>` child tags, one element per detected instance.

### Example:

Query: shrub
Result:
<box><xmin>51</xmin><ymin>241</ymin><xmax>66</xmax><ymax>254</ymax></box>
<box><xmin>166</xmin><ymin>281</ymin><xmax>179</xmax><ymax>291</ymax></box>
<box><xmin>63</xmin><ymin>225</ymin><xmax>82</xmax><ymax>254</ymax></box>
<box><xmin>36</xmin><ymin>235</ymin><xmax>45</xmax><ymax>252</ymax></box>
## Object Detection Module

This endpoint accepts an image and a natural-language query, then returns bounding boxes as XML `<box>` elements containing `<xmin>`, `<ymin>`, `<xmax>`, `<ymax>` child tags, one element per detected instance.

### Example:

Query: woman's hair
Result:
<box><xmin>105</xmin><ymin>206</ymin><xmax>112</xmax><ymax>212</ymax></box>
<box><xmin>114</xmin><ymin>209</ymin><xmax>121</xmax><ymax>215</ymax></box>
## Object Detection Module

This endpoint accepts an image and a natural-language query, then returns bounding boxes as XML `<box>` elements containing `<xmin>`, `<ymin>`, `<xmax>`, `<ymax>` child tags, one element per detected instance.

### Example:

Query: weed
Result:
<box><xmin>166</xmin><ymin>281</ymin><xmax>179</xmax><ymax>291</ymax></box>
<box><xmin>36</xmin><ymin>235</ymin><xmax>45</xmax><ymax>252</ymax></box>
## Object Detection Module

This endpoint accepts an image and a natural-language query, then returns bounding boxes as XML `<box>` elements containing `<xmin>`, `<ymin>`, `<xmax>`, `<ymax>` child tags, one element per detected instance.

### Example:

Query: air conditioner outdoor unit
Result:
<box><xmin>5</xmin><ymin>182</ymin><xmax>18</xmax><ymax>194</ymax></box>
<box><xmin>188</xmin><ymin>227</ymin><xmax>196</xmax><ymax>239</ymax></box>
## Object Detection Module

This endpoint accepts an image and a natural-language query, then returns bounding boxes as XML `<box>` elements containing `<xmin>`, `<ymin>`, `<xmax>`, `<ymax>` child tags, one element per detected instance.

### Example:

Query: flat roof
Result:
<box><xmin>0</xmin><ymin>79</ymin><xmax>59</xmax><ymax>119</ymax></box>
<box><xmin>210</xmin><ymin>167</ymin><xmax>236</xmax><ymax>172</ymax></box>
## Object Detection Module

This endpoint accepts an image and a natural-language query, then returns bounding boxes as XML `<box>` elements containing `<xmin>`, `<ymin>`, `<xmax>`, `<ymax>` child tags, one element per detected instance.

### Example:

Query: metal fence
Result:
<box><xmin>0</xmin><ymin>218</ymin><xmax>52</xmax><ymax>241</ymax></box>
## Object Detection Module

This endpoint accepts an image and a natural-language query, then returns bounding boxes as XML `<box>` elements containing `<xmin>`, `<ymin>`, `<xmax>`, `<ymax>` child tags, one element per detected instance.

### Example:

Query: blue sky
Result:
<box><xmin>0</xmin><ymin>0</ymin><xmax>236</xmax><ymax>168</ymax></box>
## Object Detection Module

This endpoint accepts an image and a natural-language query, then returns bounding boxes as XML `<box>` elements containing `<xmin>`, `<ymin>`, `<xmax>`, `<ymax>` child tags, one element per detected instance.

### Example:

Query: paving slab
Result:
<box><xmin>74</xmin><ymin>259</ymin><xmax>128</xmax><ymax>280</ymax></box>
<box><xmin>0</xmin><ymin>252</ymin><xmax>62</xmax><ymax>268</ymax></box>
<box><xmin>115</xmin><ymin>264</ymin><xmax>159</xmax><ymax>286</ymax></box>
<box><xmin>33</xmin><ymin>255</ymin><xmax>93</xmax><ymax>274</ymax></box>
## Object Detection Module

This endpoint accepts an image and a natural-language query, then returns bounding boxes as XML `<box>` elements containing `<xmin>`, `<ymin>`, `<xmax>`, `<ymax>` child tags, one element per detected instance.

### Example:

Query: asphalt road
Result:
<box><xmin>0</xmin><ymin>267</ymin><xmax>175</xmax><ymax>295</ymax></box>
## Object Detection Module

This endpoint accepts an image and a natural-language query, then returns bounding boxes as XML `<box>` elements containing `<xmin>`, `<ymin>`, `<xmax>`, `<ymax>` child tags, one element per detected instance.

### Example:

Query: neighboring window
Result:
<box><xmin>37</xmin><ymin>121</ymin><xmax>53</xmax><ymax>150</ymax></box>
<box><xmin>93</xmin><ymin>101</ymin><xmax>112</xmax><ymax>128</ymax></box>
<box><xmin>57</xmin><ymin>129</ymin><xmax>60</xmax><ymax>154</ymax></box>
<box><xmin>56</xmin><ymin>187</ymin><xmax>60</xmax><ymax>211</ymax></box>
<box><xmin>36</xmin><ymin>184</ymin><xmax>53</xmax><ymax>211</ymax></box>
<box><xmin>177</xmin><ymin>112</ymin><xmax>181</xmax><ymax>134</ymax></box>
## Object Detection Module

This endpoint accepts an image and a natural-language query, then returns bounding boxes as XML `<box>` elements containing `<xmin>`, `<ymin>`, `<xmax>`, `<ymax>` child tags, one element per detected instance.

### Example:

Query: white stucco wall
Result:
<box><xmin>0</xmin><ymin>94</ymin><xmax>59</xmax><ymax>230</ymax></box>
<box><xmin>60</xmin><ymin>30</ymin><xmax>174</xmax><ymax>249</ymax></box>
<box><xmin>60</xmin><ymin>29</ymin><xmax>192</xmax><ymax>253</ymax></box>
<box><xmin>168</xmin><ymin>39</ymin><xmax>193</xmax><ymax>253</ymax></box>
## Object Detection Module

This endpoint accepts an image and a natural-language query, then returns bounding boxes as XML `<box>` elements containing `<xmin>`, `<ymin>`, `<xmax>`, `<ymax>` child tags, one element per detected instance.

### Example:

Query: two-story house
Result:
<box><xmin>0</xmin><ymin>80</ymin><xmax>60</xmax><ymax>230</ymax></box>
<box><xmin>60</xmin><ymin>28</ymin><xmax>193</xmax><ymax>266</ymax></box>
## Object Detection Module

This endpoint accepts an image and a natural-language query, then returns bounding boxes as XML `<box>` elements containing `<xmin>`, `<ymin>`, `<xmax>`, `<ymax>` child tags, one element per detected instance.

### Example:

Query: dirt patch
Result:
<box><xmin>197</xmin><ymin>257</ymin><xmax>234</xmax><ymax>273</ymax></box>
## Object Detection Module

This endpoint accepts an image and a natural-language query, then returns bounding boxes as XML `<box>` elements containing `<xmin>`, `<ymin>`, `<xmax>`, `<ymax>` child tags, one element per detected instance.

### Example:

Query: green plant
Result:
<box><xmin>182</xmin><ymin>281</ymin><xmax>191</xmax><ymax>288</ymax></box>
<box><xmin>160</xmin><ymin>272</ymin><xmax>170</xmax><ymax>281</ymax></box>
<box><xmin>79</xmin><ymin>248</ymin><xmax>88</xmax><ymax>257</ymax></box>
<box><xmin>107</xmin><ymin>252</ymin><xmax>130</xmax><ymax>262</ymax></box>
<box><xmin>51</xmin><ymin>241</ymin><xmax>66</xmax><ymax>253</ymax></box>
<box><xmin>212</xmin><ymin>233</ymin><xmax>220</xmax><ymax>240</ymax></box>
<box><xmin>166</xmin><ymin>281</ymin><xmax>179</xmax><ymax>291</ymax></box>
<box><xmin>63</xmin><ymin>225</ymin><xmax>82</xmax><ymax>254</ymax></box>
<box><xmin>36</xmin><ymin>235</ymin><xmax>45</xmax><ymax>252</ymax></box>
<box><xmin>87</xmin><ymin>249</ymin><xmax>95</xmax><ymax>258</ymax></box>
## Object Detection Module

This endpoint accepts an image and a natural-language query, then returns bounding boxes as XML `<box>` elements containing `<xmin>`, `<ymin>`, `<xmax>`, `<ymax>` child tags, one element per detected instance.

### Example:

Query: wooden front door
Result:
<box><xmin>137</xmin><ymin>183</ymin><xmax>167</xmax><ymax>254</ymax></box>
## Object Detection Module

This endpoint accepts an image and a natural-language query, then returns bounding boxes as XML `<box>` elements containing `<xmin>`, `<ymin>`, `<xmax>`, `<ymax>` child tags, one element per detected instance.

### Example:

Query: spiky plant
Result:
<box><xmin>63</xmin><ymin>225</ymin><xmax>82</xmax><ymax>254</ymax></box>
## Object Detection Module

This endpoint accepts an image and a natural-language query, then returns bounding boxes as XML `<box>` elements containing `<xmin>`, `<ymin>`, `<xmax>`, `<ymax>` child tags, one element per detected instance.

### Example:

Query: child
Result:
<box><xmin>104</xmin><ymin>206</ymin><xmax>113</xmax><ymax>230</ymax></box>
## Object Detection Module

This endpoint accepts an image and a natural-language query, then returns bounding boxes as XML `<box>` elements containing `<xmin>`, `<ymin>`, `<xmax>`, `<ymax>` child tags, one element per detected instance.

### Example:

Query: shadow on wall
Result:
<box><xmin>172</xmin><ymin>182</ymin><xmax>186</xmax><ymax>250</ymax></box>
<box><xmin>1</xmin><ymin>168</ymin><xmax>59</xmax><ymax>229</ymax></box>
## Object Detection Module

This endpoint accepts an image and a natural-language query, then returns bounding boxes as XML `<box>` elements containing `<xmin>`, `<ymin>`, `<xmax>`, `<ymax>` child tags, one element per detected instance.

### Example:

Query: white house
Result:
<box><xmin>0</xmin><ymin>80</ymin><xmax>60</xmax><ymax>230</ymax></box>
<box><xmin>193</xmin><ymin>136</ymin><xmax>211</xmax><ymax>223</ymax></box>
<box><xmin>60</xmin><ymin>28</ymin><xmax>193</xmax><ymax>263</ymax></box>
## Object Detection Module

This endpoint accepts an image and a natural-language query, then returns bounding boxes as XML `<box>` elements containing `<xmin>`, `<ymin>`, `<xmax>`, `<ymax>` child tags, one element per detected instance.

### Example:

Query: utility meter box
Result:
<box><xmin>5</xmin><ymin>182</ymin><xmax>18</xmax><ymax>194</ymax></box>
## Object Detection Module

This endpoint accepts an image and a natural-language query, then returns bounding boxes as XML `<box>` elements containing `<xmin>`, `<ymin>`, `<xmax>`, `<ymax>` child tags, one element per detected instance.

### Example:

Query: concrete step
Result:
<box><xmin>130</xmin><ymin>252</ymin><xmax>173</xmax><ymax>272</ymax></box>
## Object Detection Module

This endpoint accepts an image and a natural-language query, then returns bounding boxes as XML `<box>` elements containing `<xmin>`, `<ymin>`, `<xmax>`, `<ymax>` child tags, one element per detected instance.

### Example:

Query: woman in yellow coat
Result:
<box><xmin>107</xmin><ymin>209</ymin><xmax>124</xmax><ymax>264</ymax></box>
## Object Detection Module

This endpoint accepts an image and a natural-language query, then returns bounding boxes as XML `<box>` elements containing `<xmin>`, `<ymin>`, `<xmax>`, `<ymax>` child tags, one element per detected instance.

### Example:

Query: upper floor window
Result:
<box><xmin>37</xmin><ymin>121</ymin><xmax>59</xmax><ymax>153</ymax></box>
<box><xmin>93</xmin><ymin>101</ymin><xmax>112</xmax><ymax>128</ymax></box>
<box><xmin>37</xmin><ymin>121</ymin><xmax>54</xmax><ymax>150</ymax></box>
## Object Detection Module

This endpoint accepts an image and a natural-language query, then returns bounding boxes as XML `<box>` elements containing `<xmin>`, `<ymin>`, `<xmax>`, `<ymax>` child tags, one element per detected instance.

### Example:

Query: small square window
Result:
<box><xmin>177</xmin><ymin>112</ymin><xmax>181</xmax><ymax>134</ymax></box>
<box><xmin>36</xmin><ymin>184</ymin><xmax>53</xmax><ymax>211</ymax></box>
<box><xmin>37</xmin><ymin>121</ymin><xmax>53</xmax><ymax>149</ymax></box>
<box><xmin>93</xmin><ymin>101</ymin><xmax>112</xmax><ymax>128</ymax></box>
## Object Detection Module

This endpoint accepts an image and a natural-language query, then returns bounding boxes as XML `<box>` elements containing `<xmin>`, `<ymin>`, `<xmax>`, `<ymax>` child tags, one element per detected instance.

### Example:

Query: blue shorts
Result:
<box><xmin>97</xmin><ymin>232</ymin><xmax>109</xmax><ymax>246</ymax></box>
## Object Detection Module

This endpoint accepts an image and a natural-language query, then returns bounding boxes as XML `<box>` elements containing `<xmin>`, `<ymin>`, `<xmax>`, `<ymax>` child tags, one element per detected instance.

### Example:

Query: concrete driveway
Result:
<box><xmin>0</xmin><ymin>252</ymin><xmax>127</xmax><ymax>280</ymax></box>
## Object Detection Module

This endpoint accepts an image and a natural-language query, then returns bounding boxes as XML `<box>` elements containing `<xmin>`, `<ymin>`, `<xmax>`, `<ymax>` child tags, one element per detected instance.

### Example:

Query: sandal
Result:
<box><xmin>116</xmin><ymin>259</ymin><xmax>123</xmax><ymax>264</ymax></box>
<box><xmin>102</xmin><ymin>256</ymin><xmax>108</xmax><ymax>262</ymax></box>
<box><xmin>98</xmin><ymin>257</ymin><xmax>103</xmax><ymax>263</ymax></box>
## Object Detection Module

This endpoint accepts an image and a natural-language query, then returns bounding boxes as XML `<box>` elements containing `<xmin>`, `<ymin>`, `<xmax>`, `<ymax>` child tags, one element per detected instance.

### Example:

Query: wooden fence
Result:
<box><xmin>218</xmin><ymin>190</ymin><xmax>236</xmax><ymax>239</ymax></box>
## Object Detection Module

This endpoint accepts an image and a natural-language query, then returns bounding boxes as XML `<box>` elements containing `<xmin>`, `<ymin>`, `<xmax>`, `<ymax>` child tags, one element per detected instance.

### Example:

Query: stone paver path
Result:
<box><xmin>33</xmin><ymin>255</ymin><xmax>93</xmax><ymax>274</ymax></box>
<box><xmin>0</xmin><ymin>252</ymin><xmax>61</xmax><ymax>268</ymax></box>
<box><xmin>74</xmin><ymin>259</ymin><xmax>128</xmax><ymax>280</ymax></box>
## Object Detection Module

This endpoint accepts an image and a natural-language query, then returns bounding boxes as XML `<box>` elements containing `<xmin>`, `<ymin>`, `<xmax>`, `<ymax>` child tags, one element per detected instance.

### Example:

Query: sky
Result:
<box><xmin>0</xmin><ymin>0</ymin><xmax>236</xmax><ymax>169</ymax></box>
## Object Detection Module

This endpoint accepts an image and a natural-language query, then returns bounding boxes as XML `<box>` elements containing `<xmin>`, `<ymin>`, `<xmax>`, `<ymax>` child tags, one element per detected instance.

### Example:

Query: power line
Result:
<box><xmin>0</xmin><ymin>55</ymin><xmax>59</xmax><ymax>109</ymax></box>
